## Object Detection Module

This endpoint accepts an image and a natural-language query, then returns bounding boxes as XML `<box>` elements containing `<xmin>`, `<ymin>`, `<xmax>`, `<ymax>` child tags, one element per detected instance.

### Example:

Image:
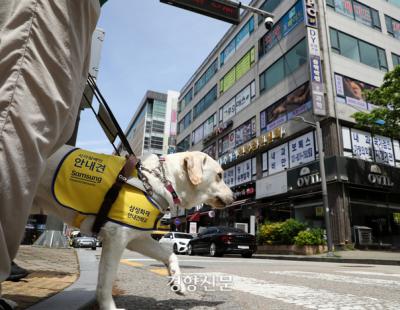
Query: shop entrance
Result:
<box><xmin>350</xmin><ymin>203</ymin><xmax>400</xmax><ymax>249</ymax></box>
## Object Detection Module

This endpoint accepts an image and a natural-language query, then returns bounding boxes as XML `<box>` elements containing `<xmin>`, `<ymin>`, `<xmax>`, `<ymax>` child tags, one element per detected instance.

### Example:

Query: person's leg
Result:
<box><xmin>0</xmin><ymin>0</ymin><xmax>100</xmax><ymax>282</ymax></box>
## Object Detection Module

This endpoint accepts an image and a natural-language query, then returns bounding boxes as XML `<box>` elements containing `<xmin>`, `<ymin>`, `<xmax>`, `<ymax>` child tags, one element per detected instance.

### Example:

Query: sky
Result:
<box><xmin>76</xmin><ymin>0</ymin><xmax>250</xmax><ymax>154</ymax></box>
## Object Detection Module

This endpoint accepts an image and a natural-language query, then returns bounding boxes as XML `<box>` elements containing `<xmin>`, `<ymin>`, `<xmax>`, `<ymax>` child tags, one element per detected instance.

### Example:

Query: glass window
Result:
<box><xmin>220</xmin><ymin>47</ymin><xmax>255</xmax><ymax>94</ymax></box>
<box><xmin>265</xmin><ymin>59</ymin><xmax>285</xmax><ymax>91</ymax></box>
<box><xmin>393</xmin><ymin>53</ymin><xmax>400</xmax><ymax>67</ymax></box>
<box><xmin>371</xmin><ymin>9</ymin><xmax>381</xmax><ymax>29</ymax></box>
<box><xmin>259</xmin><ymin>38</ymin><xmax>307</xmax><ymax>94</ymax></box>
<box><xmin>284</xmin><ymin>39</ymin><xmax>307</xmax><ymax>74</ymax></box>
<box><xmin>378</xmin><ymin>49</ymin><xmax>388</xmax><ymax>71</ymax></box>
<box><xmin>387</xmin><ymin>0</ymin><xmax>400</xmax><ymax>8</ymax></box>
<box><xmin>385</xmin><ymin>15</ymin><xmax>400</xmax><ymax>39</ymax></box>
<box><xmin>193</xmin><ymin>85</ymin><xmax>217</xmax><ymax>119</ymax></box>
<box><xmin>335</xmin><ymin>0</ymin><xmax>354</xmax><ymax>19</ymax></box>
<box><xmin>359</xmin><ymin>41</ymin><xmax>379</xmax><ymax>69</ymax></box>
<box><xmin>353</xmin><ymin>2</ymin><xmax>372</xmax><ymax>27</ymax></box>
<box><xmin>329</xmin><ymin>0</ymin><xmax>380</xmax><ymax>30</ymax></box>
<box><xmin>258</xmin><ymin>0</ymin><xmax>282</xmax><ymax>23</ymax></box>
<box><xmin>326</xmin><ymin>0</ymin><xmax>335</xmax><ymax>7</ymax></box>
<box><xmin>220</xmin><ymin>17</ymin><xmax>254</xmax><ymax>66</ymax></box>
<box><xmin>178</xmin><ymin>89</ymin><xmax>193</xmax><ymax>114</ymax></box>
<box><xmin>194</xmin><ymin>59</ymin><xmax>218</xmax><ymax>95</ymax></box>
<box><xmin>330</xmin><ymin>28</ymin><xmax>340</xmax><ymax>52</ymax></box>
<box><xmin>258</xmin><ymin>1</ymin><xmax>304</xmax><ymax>58</ymax></box>
<box><xmin>338</xmin><ymin>32</ymin><xmax>360</xmax><ymax>61</ymax></box>
<box><xmin>177</xmin><ymin>135</ymin><xmax>190</xmax><ymax>152</ymax></box>
<box><xmin>330</xmin><ymin>28</ymin><xmax>388</xmax><ymax>71</ymax></box>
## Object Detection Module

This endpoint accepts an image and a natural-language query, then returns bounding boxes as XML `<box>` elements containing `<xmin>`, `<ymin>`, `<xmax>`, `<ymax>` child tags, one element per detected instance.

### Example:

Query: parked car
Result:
<box><xmin>187</xmin><ymin>226</ymin><xmax>257</xmax><ymax>258</ymax></box>
<box><xmin>159</xmin><ymin>232</ymin><xmax>194</xmax><ymax>254</ymax></box>
<box><xmin>71</xmin><ymin>236</ymin><xmax>97</xmax><ymax>250</ymax></box>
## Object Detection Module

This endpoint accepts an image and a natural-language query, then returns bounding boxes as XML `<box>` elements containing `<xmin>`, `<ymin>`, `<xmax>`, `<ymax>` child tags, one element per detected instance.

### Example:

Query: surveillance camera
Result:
<box><xmin>264</xmin><ymin>16</ymin><xmax>274</xmax><ymax>31</ymax></box>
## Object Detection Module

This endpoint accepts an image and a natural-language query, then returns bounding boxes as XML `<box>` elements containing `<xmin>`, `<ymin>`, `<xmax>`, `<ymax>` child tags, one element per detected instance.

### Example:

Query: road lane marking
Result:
<box><xmin>149</xmin><ymin>268</ymin><xmax>169</xmax><ymax>276</ymax></box>
<box><xmin>122</xmin><ymin>258</ymin><xmax>272</xmax><ymax>264</ymax></box>
<box><xmin>338</xmin><ymin>271</ymin><xmax>400</xmax><ymax>278</ymax></box>
<box><xmin>120</xmin><ymin>259</ymin><xmax>144</xmax><ymax>267</ymax></box>
<box><xmin>207</xmin><ymin>272</ymin><xmax>400</xmax><ymax>309</ymax></box>
<box><xmin>268</xmin><ymin>271</ymin><xmax>400</xmax><ymax>288</ymax></box>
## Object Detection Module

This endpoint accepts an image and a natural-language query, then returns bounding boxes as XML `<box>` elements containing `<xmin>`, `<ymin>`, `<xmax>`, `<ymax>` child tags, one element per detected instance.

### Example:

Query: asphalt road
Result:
<box><xmin>111</xmin><ymin>250</ymin><xmax>400</xmax><ymax>310</ymax></box>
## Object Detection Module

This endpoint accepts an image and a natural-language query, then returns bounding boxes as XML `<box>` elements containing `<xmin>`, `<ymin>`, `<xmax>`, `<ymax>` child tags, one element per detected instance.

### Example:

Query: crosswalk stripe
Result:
<box><xmin>268</xmin><ymin>271</ymin><xmax>400</xmax><ymax>288</ymax></box>
<box><xmin>206</xmin><ymin>272</ymin><xmax>400</xmax><ymax>309</ymax></box>
<box><xmin>338</xmin><ymin>270</ymin><xmax>400</xmax><ymax>278</ymax></box>
<box><xmin>120</xmin><ymin>259</ymin><xmax>144</xmax><ymax>267</ymax></box>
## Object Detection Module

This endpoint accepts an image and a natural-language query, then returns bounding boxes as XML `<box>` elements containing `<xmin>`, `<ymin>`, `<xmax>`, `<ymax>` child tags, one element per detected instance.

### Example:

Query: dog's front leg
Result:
<box><xmin>127</xmin><ymin>236</ymin><xmax>186</xmax><ymax>295</ymax></box>
<box><xmin>96</xmin><ymin>225</ymin><xmax>129</xmax><ymax>310</ymax></box>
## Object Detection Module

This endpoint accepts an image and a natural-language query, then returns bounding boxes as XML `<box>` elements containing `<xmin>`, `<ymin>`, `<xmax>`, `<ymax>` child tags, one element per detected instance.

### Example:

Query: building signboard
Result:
<box><xmin>256</xmin><ymin>171</ymin><xmax>288</xmax><ymax>199</ymax></box>
<box><xmin>303</xmin><ymin>0</ymin><xmax>317</xmax><ymax>28</ymax></box>
<box><xmin>289</xmin><ymin>131</ymin><xmax>316</xmax><ymax>168</ymax></box>
<box><xmin>334</xmin><ymin>74</ymin><xmax>376</xmax><ymax>110</ymax></box>
<box><xmin>350</xmin><ymin>128</ymin><xmax>374</xmax><ymax>162</ymax></box>
<box><xmin>373</xmin><ymin>135</ymin><xmax>395</xmax><ymax>166</ymax></box>
<box><xmin>235</xmin><ymin>159</ymin><xmax>252</xmax><ymax>186</ymax></box>
<box><xmin>269</xmin><ymin>143</ymin><xmax>289</xmax><ymax>174</ymax></box>
<box><xmin>260</xmin><ymin>83</ymin><xmax>312</xmax><ymax>133</ymax></box>
<box><xmin>306</xmin><ymin>27</ymin><xmax>326</xmax><ymax>116</ymax></box>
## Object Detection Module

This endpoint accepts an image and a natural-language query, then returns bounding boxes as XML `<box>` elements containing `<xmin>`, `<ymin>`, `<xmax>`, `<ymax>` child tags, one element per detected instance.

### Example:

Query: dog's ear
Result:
<box><xmin>184</xmin><ymin>153</ymin><xmax>204</xmax><ymax>186</ymax></box>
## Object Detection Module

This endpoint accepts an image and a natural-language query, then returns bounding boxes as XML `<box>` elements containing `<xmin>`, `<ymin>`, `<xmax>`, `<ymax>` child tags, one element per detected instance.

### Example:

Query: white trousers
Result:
<box><xmin>0</xmin><ymin>0</ymin><xmax>100</xmax><ymax>281</ymax></box>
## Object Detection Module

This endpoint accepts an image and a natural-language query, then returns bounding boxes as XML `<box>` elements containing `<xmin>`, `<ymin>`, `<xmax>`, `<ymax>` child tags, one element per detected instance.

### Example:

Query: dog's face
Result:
<box><xmin>181</xmin><ymin>151</ymin><xmax>234</xmax><ymax>209</ymax></box>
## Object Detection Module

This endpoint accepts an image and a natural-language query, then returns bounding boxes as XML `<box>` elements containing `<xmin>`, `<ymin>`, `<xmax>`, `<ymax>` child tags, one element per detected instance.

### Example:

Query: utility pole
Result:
<box><xmin>294</xmin><ymin>116</ymin><xmax>334</xmax><ymax>256</ymax></box>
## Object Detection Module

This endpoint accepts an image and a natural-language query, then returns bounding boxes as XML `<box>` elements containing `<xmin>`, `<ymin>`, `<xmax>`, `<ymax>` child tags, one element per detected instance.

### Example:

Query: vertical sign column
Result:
<box><xmin>304</xmin><ymin>0</ymin><xmax>326</xmax><ymax>116</ymax></box>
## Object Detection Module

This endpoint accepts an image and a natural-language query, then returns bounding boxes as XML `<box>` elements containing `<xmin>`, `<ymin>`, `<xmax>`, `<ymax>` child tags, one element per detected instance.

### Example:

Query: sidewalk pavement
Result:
<box><xmin>253</xmin><ymin>250</ymin><xmax>400</xmax><ymax>265</ymax></box>
<box><xmin>1</xmin><ymin>245</ymin><xmax>98</xmax><ymax>310</ymax></box>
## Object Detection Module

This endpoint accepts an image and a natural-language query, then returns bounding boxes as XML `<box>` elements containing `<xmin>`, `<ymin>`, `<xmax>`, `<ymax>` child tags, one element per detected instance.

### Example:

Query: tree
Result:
<box><xmin>353</xmin><ymin>66</ymin><xmax>400</xmax><ymax>138</ymax></box>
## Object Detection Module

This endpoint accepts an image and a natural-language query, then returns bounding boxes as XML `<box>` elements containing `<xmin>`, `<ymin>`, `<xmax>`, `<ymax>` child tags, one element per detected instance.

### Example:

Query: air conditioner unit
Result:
<box><xmin>234</xmin><ymin>222</ymin><xmax>248</xmax><ymax>233</ymax></box>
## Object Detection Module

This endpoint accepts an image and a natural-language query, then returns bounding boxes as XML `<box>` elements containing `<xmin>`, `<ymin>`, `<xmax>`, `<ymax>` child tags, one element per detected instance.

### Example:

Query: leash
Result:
<box><xmin>83</xmin><ymin>75</ymin><xmax>180</xmax><ymax>233</ymax></box>
<box><xmin>85</xmin><ymin>74</ymin><xmax>142</xmax><ymax>233</ymax></box>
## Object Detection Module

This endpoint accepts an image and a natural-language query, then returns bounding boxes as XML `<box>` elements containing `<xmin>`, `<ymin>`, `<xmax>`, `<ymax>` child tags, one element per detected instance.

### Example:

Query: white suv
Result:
<box><xmin>159</xmin><ymin>232</ymin><xmax>194</xmax><ymax>254</ymax></box>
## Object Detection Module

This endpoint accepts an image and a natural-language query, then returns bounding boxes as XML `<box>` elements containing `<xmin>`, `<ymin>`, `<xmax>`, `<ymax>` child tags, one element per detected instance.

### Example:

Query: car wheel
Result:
<box><xmin>91</xmin><ymin>245</ymin><xmax>97</xmax><ymax>250</ymax></box>
<box><xmin>173</xmin><ymin>243</ymin><xmax>179</xmax><ymax>254</ymax></box>
<box><xmin>187</xmin><ymin>244</ymin><xmax>194</xmax><ymax>256</ymax></box>
<box><xmin>241</xmin><ymin>252</ymin><xmax>253</xmax><ymax>258</ymax></box>
<box><xmin>209</xmin><ymin>243</ymin><xmax>223</xmax><ymax>257</ymax></box>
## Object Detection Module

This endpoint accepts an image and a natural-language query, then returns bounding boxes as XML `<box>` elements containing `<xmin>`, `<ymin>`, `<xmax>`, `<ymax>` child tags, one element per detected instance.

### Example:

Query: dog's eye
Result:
<box><xmin>217</xmin><ymin>172</ymin><xmax>223</xmax><ymax>181</ymax></box>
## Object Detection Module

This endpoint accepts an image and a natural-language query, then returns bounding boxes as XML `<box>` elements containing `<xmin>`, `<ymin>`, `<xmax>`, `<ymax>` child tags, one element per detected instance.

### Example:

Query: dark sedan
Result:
<box><xmin>187</xmin><ymin>226</ymin><xmax>257</xmax><ymax>258</ymax></box>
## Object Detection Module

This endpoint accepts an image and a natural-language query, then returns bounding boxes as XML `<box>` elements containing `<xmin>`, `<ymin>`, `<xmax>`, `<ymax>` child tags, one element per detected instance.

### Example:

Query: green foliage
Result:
<box><xmin>353</xmin><ymin>66</ymin><xmax>400</xmax><ymax>138</ymax></box>
<box><xmin>294</xmin><ymin>228</ymin><xmax>326</xmax><ymax>246</ymax></box>
<box><xmin>258</xmin><ymin>219</ymin><xmax>307</xmax><ymax>245</ymax></box>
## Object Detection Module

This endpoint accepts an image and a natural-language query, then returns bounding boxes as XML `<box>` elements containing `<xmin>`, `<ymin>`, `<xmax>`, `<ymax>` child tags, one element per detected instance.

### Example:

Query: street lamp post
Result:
<box><xmin>294</xmin><ymin>117</ymin><xmax>334</xmax><ymax>256</ymax></box>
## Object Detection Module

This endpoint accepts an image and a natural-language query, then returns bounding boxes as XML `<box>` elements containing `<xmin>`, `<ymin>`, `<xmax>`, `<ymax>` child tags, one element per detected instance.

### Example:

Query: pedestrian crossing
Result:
<box><xmin>268</xmin><ymin>270</ymin><xmax>400</xmax><ymax>289</ymax></box>
<box><xmin>120</xmin><ymin>258</ymin><xmax>400</xmax><ymax>309</ymax></box>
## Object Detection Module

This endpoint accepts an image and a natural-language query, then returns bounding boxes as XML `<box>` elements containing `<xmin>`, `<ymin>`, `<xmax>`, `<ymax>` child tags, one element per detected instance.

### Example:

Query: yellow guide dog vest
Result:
<box><xmin>52</xmin><ymin>149</ymin><xmax>162</xmax><ymax>230</ymax></box>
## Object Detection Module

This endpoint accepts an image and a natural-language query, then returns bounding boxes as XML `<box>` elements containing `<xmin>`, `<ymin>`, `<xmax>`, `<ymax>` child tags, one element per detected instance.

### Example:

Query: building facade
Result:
<box><xmin>120</xmin><ymin>90</ymin><xmax>179</xmax><ymax>156</ymax></box>
<box><xmin>176</xmin><ymin>0</ymin><xmax>400</xmax><ymax>248</ymax></box>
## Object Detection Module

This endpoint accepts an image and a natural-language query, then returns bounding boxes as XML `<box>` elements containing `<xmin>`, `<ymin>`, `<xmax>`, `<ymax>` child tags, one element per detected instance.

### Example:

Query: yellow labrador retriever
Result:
<box><xmin>32</xmin><ymin>145</ymin><xmax>234</xmax><ymax>310</ymax></box>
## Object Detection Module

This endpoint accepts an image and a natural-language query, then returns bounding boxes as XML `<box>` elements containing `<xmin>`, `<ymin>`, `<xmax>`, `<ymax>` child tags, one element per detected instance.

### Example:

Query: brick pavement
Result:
<box><xmin>2</xmin><ymin>245</ymin><xmax>79</xmax><ymax>309</ymax></box>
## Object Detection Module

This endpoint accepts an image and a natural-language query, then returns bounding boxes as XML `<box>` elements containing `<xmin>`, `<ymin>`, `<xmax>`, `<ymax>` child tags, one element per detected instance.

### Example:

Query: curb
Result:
<box><xmin>27</xmin><ymin>249</ymin><xmax>99</xmax><ymax>310</ymax></box>
<box><xmin>253</xmin><ymin>254</ymin><xmax>400</xmax><ymax>266</ymax></box>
